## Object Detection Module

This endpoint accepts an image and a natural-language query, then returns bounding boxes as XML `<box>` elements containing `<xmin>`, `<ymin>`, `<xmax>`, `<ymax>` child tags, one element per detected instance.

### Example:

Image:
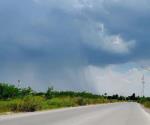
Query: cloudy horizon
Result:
<box><xmin>1</xmin><ymin>0</ymin><xmax>150</xmax><ymax>96</ymax></box>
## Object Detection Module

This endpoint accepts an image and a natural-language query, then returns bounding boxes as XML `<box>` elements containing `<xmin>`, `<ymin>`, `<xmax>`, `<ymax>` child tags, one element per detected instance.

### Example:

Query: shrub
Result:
<box><xmin>0</xmin><ymin>101</ymin><xmax>11</xmax><ymax>113</ymax></box>
<box><xmin>45</xmin><ymin>87</ymin><xmax>54</xmax><ymax>99</ymax></box>
<box><xmin>76</xmin><ymin>97</ymin><xmax>87</xmax><ymax>106</ymax></box>
<box><xmin>143</xmin><ymin>101</ymin><xmax>150</xmax><ymax>108</ymax></box>
<box><xmin>47</xmin><ymin>97</ymin><xmax>76</xmax><ymax>108</ymax></box>
<box><xmin>10</xmin><ymin>96</ymin><xmax>44</xmax><ymax>112</ymax></box>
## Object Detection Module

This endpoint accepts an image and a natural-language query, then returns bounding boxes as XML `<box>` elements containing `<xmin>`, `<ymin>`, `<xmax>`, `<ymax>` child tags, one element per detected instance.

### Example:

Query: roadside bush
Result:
<box><xmin>76</xmin><ymin>97</ymin><xmax>87</xmax><ymax>106</ymax></box>
<box><xmin>10</xmin><ymin>96</ymin><xmax>44</xmax><ymax>112</ymax></box>
<box><xmin>0</xmin><ymin>101</ymin><xmax>11</xmax><ymax>113</ymax></box>
<box><xmin>47</xmin><ymin>97</ymin><xmax>76</xmax><ymax>108</ymax></box>
<box><xmin>143</xmin><ymin>101</ymin><xmax>150</xmax><ymax>108</ymax></box>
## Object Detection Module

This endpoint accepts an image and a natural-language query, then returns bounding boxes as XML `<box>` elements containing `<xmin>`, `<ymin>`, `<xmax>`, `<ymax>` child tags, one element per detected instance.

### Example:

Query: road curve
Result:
<box><xmin>0</xmin><ymin>102</ymin><xmax>150</xmax><ymax>125</ymax></box>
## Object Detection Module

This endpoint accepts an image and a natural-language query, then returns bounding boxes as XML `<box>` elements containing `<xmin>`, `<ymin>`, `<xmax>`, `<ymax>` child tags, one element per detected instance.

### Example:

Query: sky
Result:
<box><xmin>1</xmin><ymin>0</ymin><xmax>150</xmax><ymax>96</ymax></box>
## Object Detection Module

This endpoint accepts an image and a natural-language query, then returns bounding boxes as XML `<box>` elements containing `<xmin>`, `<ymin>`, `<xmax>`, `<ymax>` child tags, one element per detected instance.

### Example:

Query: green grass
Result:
<box><xmin>0</xmin><ymin>100</ymin><xmax>11</xmax><ymax>113</ymax></box>
<box><xmin>141</xmin><ymin>101</ymin><xmax>150</xmax><ymax>108</ymax></box>
<box><xmin>137</xmin><ymin>98</ymin><xmax>150</xmax><ymax>109</ymax></box>
<box><xmin>0</xmin><ymin>96</ymin><xmax>44</xmax><ymax>113</ymax></box>
<box><xmin>0</xmin><ymin>96</ymin><xmax>113</xmax><ymax>114</ymax></box>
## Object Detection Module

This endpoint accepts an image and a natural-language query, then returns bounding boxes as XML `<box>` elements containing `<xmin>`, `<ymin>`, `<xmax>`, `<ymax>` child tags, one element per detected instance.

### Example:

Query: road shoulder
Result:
<box><xmin>141</xmin><ymin>104</ymin><xmax>150</xmax><ymax>115</ymax></box>
<box><xmin>144</xmin><ymin>107</ymin><xmax>150</xmax><ymax>114</ymax></box>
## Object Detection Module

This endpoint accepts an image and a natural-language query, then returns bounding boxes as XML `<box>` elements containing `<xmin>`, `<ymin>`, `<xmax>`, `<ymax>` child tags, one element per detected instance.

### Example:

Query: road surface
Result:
<box><xmin>0</xmin><ymin>102</ymin><xmax>150</xmax><ymax>125</ymax></box>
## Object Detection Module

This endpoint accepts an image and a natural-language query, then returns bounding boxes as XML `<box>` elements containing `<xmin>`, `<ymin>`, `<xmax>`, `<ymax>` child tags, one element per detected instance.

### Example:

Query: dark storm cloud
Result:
<box><xmin>0</xmin><ymin>0</ymin><xmax>150</xmax><ymax>91</ymax></box>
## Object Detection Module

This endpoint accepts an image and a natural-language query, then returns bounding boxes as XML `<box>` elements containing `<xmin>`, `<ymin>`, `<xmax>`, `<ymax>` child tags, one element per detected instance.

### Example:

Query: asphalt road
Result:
<box><xmin>0</xmin><ymin>102</ymin><xmax>150</xmax><ymax>125</ymax></box>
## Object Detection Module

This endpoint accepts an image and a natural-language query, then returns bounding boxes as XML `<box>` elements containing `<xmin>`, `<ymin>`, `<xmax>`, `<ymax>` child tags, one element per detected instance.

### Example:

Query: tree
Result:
<box><xmin>104</xmin><ymin>93</ymin><xmax>107</xmax><ymax>96</ymax></box>
<box><xmin>0</xmin><ymin>83</ymin><xmax>20</xmax><ymax>99</ymax></box>
<box><xmin>21</xmin><ymin>87</ymin><xmax>33</xmax><ymax>96</ymax></box>
<box><xmin>130</xmin><ymin>93</ymin><xmax>136</xmax><ymax>101</ymax></box>
<box><xmin>45</xmin><ymin>86</ymin><xmax>54</xmax><ymax>99</ymax></box>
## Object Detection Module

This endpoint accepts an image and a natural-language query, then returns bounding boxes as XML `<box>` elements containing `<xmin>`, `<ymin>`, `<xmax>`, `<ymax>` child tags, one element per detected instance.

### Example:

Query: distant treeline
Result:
<box><xmin>0</xmin><ymin>83</ymin><xmax>147</xmax><ymax>101</ymax></box>
<box><xmin>0</xmin><ymin>83</ymin><xmax>103</xmax><ymax>99</ymax></box>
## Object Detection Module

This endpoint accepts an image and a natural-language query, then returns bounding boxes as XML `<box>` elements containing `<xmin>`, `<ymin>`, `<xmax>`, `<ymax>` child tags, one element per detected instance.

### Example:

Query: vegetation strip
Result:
<box><xmin>0</xmin><ymin>83</ymin><xmax>149</xmax><ymax>114</ymax></box>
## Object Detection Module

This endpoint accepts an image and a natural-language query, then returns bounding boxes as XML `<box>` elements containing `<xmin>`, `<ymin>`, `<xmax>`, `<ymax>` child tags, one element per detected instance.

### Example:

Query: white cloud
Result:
<box><xmin>102</xmin><ymin>35</ymin><xmax>136</xmax><ymax>54</ymax></box>
<box><xmin>82</xmin><ymin>64</ymin><xmax>149</xmax><ymax>96</ymax></box>
<box><xmin>81</xmin><ymin>21</ymin><xmax>136</xmax><ymax>54</ymax></box>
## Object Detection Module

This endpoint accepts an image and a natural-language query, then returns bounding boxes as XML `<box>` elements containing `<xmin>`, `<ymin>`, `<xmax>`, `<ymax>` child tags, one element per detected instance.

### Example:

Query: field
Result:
<box><xmin>0</xmin><ymin>83</ymin><xmax>115</xmax><ymax>113</ymax></box>
<box><xmin>0</xmin><ymin>96</ymin><xmax>111</xmax><ymax>113</ymax></box>
<box><xmin>0</xmin><ymin>83</ymin><xmax>149</xmax><ymax>114</ymax></box>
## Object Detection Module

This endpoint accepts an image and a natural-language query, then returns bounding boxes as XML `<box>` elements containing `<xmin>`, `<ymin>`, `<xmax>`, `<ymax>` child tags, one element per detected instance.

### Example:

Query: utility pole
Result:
<box><xmin>17</xmin><ymin>80</ymin><xmax>21</xmax><ymax>88</ymax></box>
<box><xmin>140</xmin><ymin>65</ymin><xmax>150</xmax><ymax>97</ymax></box>
<box><xmin>141</xmin><ymin>74</ymin><xmax>145</xmax><ymax>97</ymax></box>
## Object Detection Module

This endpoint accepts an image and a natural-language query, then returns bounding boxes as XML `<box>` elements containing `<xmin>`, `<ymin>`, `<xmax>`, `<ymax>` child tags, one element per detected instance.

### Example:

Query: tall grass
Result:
<box><xmin>0</xmin><ymin>96</ymin><xmax>111</xmax><ymax>113</ymax></box>
<box><xmin>0</xmin><ymin>96</ymin><xmax>44</xmax><ymax>113</ymax></box>
<box><xmin>0</xmin><ymin>83</ymin><xmax>128</xmax><ymax>114</ymax></box>
<box><xmin>143</xmin><ymin>101</ymin><xmax>150</xmax><ymax>108</ymax></box>
<box><xmin>10</xmin><ymin>96</ymin><xmax>44</xmax><ymax>112</ymax></box>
